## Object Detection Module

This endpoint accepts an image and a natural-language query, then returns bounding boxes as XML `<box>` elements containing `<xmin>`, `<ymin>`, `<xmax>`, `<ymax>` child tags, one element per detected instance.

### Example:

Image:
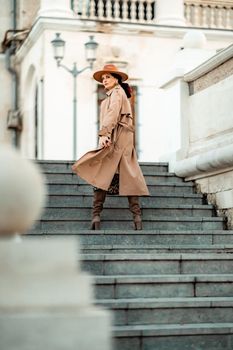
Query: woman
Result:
<box><xmin>72</xmin><ymin>64</ymin><xmax>149</xmax><ymax>230</ymax></box>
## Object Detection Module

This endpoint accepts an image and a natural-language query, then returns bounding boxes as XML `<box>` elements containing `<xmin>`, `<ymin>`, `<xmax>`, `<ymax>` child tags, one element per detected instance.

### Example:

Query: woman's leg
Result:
<box><xmin>91</xmin><ymin>189</ymin><xmax>107</xmax><ymax>230</ymax></box>
<box><xmin>128</xmin><ymin>196</ymin><xmax>142</xmax><ymax>230</ymax></box>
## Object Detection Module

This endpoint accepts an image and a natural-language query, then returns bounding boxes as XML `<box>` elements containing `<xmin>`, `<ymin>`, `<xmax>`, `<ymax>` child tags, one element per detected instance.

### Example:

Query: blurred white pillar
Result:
<box><xmin>37</xmin><ymin>0</ymin><xmax>74</xmax><ymax>18</ymax></box>
<box><xmin>0</xmin><ymin>238</ymin><xmax>111</xmax><ymax>350</ymax></box>
<box><xmin>155</xmin><ymin>0</ymin><xmax>186</xmax><ymax>26</ymax></box>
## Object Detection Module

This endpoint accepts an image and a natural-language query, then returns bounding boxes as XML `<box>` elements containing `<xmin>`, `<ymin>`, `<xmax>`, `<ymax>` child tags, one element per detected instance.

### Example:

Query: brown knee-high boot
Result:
<box><xmin>91</xmin><ymin>189</ymin><xmax>107</xmax><ymax>230</ymax></box>
<box><xmin>128</xmin><ymin>196</ymin><xmax>142</xmax><ymax>230</ymax></box>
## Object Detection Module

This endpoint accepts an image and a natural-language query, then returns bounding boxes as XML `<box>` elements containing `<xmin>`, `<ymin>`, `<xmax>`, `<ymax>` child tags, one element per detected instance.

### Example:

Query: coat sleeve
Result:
<box><xmin>98</xmin><ymin>89</ymin><xmax>122</xmax><ymax>138</ymax></box>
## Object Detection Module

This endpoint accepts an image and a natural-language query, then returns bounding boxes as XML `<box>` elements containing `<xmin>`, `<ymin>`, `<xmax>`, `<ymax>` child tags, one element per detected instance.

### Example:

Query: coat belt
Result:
<box><xmin>118</xmin><ymin>121</ymin><xmax>134</xmax><ymax>132</ymax></box>
<box><xmin>118</xmin><ymin>113</ymin><xmax>134</xmax><ymax>132</ymax></box>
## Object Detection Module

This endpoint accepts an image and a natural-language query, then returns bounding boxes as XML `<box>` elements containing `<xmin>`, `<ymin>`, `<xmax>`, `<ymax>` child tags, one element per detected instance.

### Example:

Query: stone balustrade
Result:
<box><xmin>184</xmin><ymin>0</ymin><xmax>233</xmax><ymax>29</ymax></box>
<box><xmin>72</xmin><ymin>0</ymin><xmax>233</xmax><ymax>29</ymax></box>
<box><xmin>72</xmin><ymin>0</ymin><xmax>156</xmax><ymax>23</ymax></box>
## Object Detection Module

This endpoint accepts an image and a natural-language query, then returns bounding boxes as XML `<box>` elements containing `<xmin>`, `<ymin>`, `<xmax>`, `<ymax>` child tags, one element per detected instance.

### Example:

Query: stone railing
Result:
<box><xmin>184</xmin><ymin>0</ymin><xmax>233</xmax><ymax>29</ymax></box>
<box><xmin>72</xmin><ymin>0</ymin><xmax>156</xmax><ymax>23</ymax></box>
<box><xmin>72</xmin><ymin>0</ymin><xmax>233</xmax><ymax>29</ymax></box>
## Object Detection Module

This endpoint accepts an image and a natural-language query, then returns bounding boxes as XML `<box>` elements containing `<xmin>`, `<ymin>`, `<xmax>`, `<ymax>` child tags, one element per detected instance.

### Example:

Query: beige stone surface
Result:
<box><xmin>222</xmin><ymin>208</ymin><xmax>233</xmax><ymax>229</ymax></box>
<box><xmin>0</xmin><ymin>56</ymin><xmax>12</xmax><ymax>145</ymax></box>
<box><xmin>196</xmin><ymin>170</ymin><xmax>233</xmax><ymax>193</ymax></box>
<box><xmin>18</xmin><ymin>0</ymin><xmax>40</xmax><ymax>29</ymax></box>
<box><xmin>0</xmin><ymin>0</ymin><xmax>11</xmax><ymax>49</ymax></box>
<box><xmin>190</xmin><ymin>56</ymin><xmax>233</xmax><ymax>94</ymax></box>
<box><xmin>216</xmin><ymin>188</ymin><xmax>233</xmax><ymax>208</ymax></box>
<box><xmin>185</xmin><ymin>0</ymin><xmax>233</xmax><ymax>6</ymax></box>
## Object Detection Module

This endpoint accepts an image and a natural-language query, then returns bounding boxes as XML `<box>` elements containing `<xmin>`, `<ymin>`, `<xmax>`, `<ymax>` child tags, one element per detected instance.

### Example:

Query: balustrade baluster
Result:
<box><xmin>147</xmin><ymin>0</ymin><xmax>153</xmax><ymax>23</ymax></box>
<box><xmin>130</xmin><ymin>0</ymin><xmax>137</xmax><ymax>22</ymax></box>
<box><xmin>202</xmin><ymin>5</ymin><xmax>208</xmax><ymax>27</ymax></box>
<box><xmin>216</xmin><ymin>6</ymin><xmax>224</xmax><ymax>28</ymax></box>
<box><xmin>89</xmin><ymin>0</ymin><xmax>95</xmax><ymax>18</ymax></box>
<box><xmin>225</xmin><ymin>6</ymin><xmax>231</xmax><ymax>29</ymax></box>
<box><xmin>185</xmin><ymin>4</ymin><xmax>192</xmax><ymax>25</ymax></box>
<box><xmin>210</xmin><ymin>5</ymin><xmax>216</xmax><ymax>28</ymax></box>
<box><xmin>73</xmin><ymin>0</ymin><xmax>77</xmax><ymax>14</ymax></box>
<box><xmin>99</xmin><ymin>0</ymin><xmax>104</xmax><ymax>19</ymax></box>
<box><xmin>230</xmin><ymin>8</ymin><xmax>233</xmax><ymax>29</ymax></box>
<box><xmin>223</xmin><ymin>7</ymin><xmax>227</xmax><ymax>29</ymax></box>
<box><xmin>81</xmin><ymin>0</ymin><xmax>87</xmax><ymax>18</ymax></box>
<box><xmin>193</xmin><ymin>4</ymin><xmax>200</xmax><ymax>26</ymax></box>
<box><xmin>138</xmin><ymin>0</ymin><xmax>144</xmax><ymax>23</ymax></box>
<box><xmin>114</xmin><ymin>0</ymin><xmax>120</xmax><ymax>21</ymax></box>
<box><xmin>122</xmin><ymin>0</ymin><xmax>128</xmax><ymax>21</ymax></box>
<box><xmin>106</xmin><ymin>0</ymin><xmax>112</xmax><ymax>20</ymax></box>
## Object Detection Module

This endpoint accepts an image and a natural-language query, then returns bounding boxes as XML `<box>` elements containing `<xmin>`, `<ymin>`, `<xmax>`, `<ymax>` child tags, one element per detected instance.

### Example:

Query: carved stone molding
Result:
<box><xmin>185</xmin><ymin>0</ymin><xmax>233</xmax><ymax>7</ymax></box>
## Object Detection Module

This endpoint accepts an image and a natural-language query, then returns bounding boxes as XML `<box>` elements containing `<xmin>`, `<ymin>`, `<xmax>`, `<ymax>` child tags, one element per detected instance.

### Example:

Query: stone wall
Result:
<box><xmin>174</xmin><ymin>43</ymin><xmax>233</xmax><ymax>228</ymax></box>
<box><xmin>189</xmin><ymin>55</ymin><xmax>233</xmax><ymax>94</ymax></box>
<box><xmin>0</xmin><ymin>55</ymin><xmax>12</xmax><ymax>144</ymax></box>
<box><xmin>1</xmin><ymin>0</ymin><xmax>233</xmax><ymax>161</ymax></box>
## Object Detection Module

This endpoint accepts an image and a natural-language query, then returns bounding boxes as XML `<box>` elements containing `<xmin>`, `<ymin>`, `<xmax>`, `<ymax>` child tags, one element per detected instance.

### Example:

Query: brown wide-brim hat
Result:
<box><xmin>93</xmin><ymin>64</ymin><xmax>128</xmax><ymax>83</ymax></box>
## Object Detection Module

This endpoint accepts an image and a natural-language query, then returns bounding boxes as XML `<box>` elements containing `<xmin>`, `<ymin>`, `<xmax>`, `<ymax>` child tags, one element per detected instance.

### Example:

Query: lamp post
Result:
<box><xmin>51</xmin><ymin>33</ymin><xmax>98</xmax><ymax>160</ymax></box>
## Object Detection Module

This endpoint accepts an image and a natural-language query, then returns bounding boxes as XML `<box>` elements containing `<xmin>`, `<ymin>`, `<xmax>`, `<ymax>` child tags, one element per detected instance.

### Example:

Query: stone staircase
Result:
<box><xmin>30</xmin><ymin>160</ymin><xmax>233</xmax><ymax>350</ymax></box>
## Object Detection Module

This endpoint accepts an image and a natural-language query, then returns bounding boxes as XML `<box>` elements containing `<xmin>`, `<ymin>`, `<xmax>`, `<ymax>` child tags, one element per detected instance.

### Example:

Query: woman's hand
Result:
<box><xmin>99</xmin><ymin>136</ymin><xmax>112</xmax><ymax>148</ymax></box>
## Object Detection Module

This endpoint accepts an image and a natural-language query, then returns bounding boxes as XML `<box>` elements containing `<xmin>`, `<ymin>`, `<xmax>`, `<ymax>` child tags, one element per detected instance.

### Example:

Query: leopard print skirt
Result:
<box><xmin>93</xmin><ymin>174</ymin><xmax>119</xmax><ymax>195</ymax></box>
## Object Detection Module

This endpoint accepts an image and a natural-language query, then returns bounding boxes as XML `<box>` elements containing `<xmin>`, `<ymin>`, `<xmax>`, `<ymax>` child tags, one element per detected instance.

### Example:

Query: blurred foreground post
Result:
<box><xmin>0</xmin><ymin>145</ymin><xmax>112</xmax><ymax>350</ymax></box>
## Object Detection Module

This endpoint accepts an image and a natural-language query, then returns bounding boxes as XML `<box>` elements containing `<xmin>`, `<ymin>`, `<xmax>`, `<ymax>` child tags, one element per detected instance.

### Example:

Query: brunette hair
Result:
<box><xmin>111</xmin><ymin>73</ymin><xmax>132</xmax><ymax>98</ymax></box>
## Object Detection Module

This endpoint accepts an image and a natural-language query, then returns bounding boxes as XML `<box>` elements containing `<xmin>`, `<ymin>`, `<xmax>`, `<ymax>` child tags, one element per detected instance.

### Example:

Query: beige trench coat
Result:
<box><xmin>72</xmin><ymin>85</ymin><xmax>149</xmax><ymax>196</ymax></box>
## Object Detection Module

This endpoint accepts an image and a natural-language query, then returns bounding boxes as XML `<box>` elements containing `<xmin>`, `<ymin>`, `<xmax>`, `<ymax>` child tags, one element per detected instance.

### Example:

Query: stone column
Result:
<box><xmin>37</xmin><ymin>0</ymin><xmax>74</xmax><ymax>18</ymax></box>
<box><xmin>155</xmin><ymin>0</ymin><xmax>186</xmax><ymax>26</ymax></box>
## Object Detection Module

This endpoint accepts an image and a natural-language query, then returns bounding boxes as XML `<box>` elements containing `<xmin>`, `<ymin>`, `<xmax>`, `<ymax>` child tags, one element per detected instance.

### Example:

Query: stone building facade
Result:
<box><xmin>1</xmin><ymin>0</ymin><xmax>233</xmax><ymax>162</ymax></box>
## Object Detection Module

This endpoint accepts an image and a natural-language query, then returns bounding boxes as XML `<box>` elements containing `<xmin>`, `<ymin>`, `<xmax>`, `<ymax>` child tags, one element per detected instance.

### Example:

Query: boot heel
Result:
<box><xmin>134</xmin><ymin>221</ymin><xmax>142</xmax><ymax>230</ymax></box>
<box><xmin>91</xmin><ymin>190</ymin><xmax>106</xmax><ymax>230</ymax></box>
<box><xmin>93</xmin><ymin>221</ymin><xmax>100</xmax><ymax>230</ymax></box>
<box><xmin>134</xmin><ymin>215</ymin><xmax>142</xmax><ymax>230</ymax></box>
<box><xmin>91</xmin><ymin>216</ymin><xmax>100</xmax><ymax>230</ymax></box>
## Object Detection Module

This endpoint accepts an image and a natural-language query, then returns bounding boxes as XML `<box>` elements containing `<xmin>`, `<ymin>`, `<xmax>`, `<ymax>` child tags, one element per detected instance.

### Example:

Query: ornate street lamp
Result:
<box><xmin>51</xmin><ymin>33</ymin><xmax>98</xmax><ymax>160</ymax></box>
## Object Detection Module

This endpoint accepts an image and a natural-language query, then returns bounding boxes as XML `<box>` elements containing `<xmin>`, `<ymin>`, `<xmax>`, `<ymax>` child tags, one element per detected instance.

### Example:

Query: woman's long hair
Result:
<box><xmin>111</xmin><ymin>73</ymin><xmax>132</xmax><ymax>98</ymax></box>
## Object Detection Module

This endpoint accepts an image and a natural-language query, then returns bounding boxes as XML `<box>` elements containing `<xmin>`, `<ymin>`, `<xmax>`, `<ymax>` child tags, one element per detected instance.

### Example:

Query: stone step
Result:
<box><xmin>113</xmin><ymin>323</ymin><xmax>233</xmax><ymax>350</ymax></box>
<box><xmin>46</xmin><ymin>199</ymin><xmax>211</xmax><ymax>212</ymax></box>
<box><xmin>41</xmin><ymin>206</ymin><xmax>214</xmax><ymax>220</ymax></box>
<box><xmin>43</xmin><ymin>172</ymin><xmax>187</xmax><ymax>185</ymax></box>
<box><xmin>31</xmin><ymin>216</ymin><xmax>225</xmax><ymax>232</ymax></box>
<box><xmin>94</xmin><ymin>274</ymin><xmax>233</xmax><ymax>299</ymax></box>
<box><xmin>82</xmin><ymin>244</ymin><xmax>233</xmax><ymax>254</ymax></box>
<box><xmin>97</xmin><ymin>297</ymin><xmax>233</xmax><ymax>326</ymax></box>
<box><xmin>47</xmin><ymin>193</ymin><xmax>205</xmax><ymax>206</ymax></box>
<box><xmin>26</xmin><ymin>230</ymin><xmax>233</xmax><ymax>245</ymax></box>
<box><xmin>46</xmin><ymin>182</ymin><xmax>194</xmax><ymax>195</ymax></box>
<box><xmin>36</xmin><ymin>160</ymin><xmax>169</xmax><ymax>174</ymax></box>
<box><xmin>81</xmin><ymin>253</ymin><xmax>233</xmax><ymax>276</ymax></box>
<box><xmin>34</xmin><ymin>161</ymin><xmax>232</xmax><ymax>349</ymax></box>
